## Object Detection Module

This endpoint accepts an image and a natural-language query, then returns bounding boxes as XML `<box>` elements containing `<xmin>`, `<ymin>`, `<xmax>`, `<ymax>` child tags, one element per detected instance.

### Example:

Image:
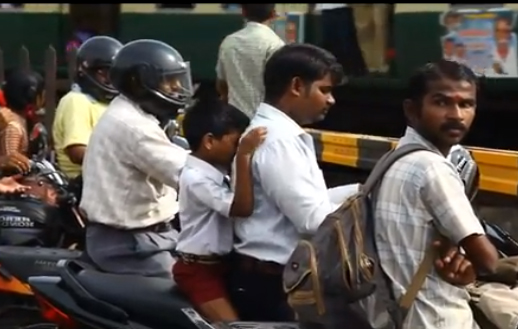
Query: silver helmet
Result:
<box><xmin>447</xmin><ymin>144</ymin><xmax>479</xmax><ymax>201</ymax></box>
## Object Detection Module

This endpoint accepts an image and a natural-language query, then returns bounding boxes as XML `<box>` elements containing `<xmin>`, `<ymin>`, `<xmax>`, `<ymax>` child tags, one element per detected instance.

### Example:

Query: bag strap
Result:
<box><xmin>361</xmin><ymin>143</ymin><xmax>436</xmax><ymax>314</ymax></box>
<box><xmin>398</xmin><ymin>246</ymin><xmax>437</xmax><ymax>312</ymax></box>
<box><xmin>362</xmin><ymin>144</ymin><xmax>430</xmax><ymax>194</ymax></box>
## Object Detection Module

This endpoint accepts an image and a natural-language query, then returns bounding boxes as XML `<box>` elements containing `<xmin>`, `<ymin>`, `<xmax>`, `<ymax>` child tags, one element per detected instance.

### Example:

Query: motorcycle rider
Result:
<box><xmin>80</xmin><ymin>39</ymin><xmax>192</xmax><ymax>278</ymax></box>
<box><xmin>52</xmin><ymin>36</ymin><xmax>123</xmax><ymax>179</ymax></box>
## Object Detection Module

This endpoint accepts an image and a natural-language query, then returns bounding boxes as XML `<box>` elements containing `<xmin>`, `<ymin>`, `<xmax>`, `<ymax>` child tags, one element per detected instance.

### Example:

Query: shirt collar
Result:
<box><xmin>71</xmin><ymin>83</ymin><xmax>97</xmax><ymax>104</ymax></box>
<box><xmin>186</xmin><ymin>155</ymin><xmax>227</xmax><ymax>184</ymax></box>
<box><xmin>398</xmin><ymin>126</ymin><xmax>444</xmax><ymax>156</ymax></box>
<box><xmin>245</xmin><ymin>21</ymin><xmax>277</xmax><ymax>35</ymax></box>
<box><xmin>255</xmin><ymin>102</ymin><xmax>305</xmax><ymax>136</ymax></box>
<box><xmin>114</xmin><ymin>95</ymin><xmax>160</xmax><ymax>125</ymax></box>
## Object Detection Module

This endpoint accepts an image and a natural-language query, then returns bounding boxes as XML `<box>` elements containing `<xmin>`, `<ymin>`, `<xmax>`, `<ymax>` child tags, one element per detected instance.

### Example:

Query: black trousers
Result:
<box><xmin>321</xmin><ymin>7</ymin><xmax>368</xmax><ymax>76</ymax></box>
<box><xmin>227</xmin><ymin>255</ymin><xmax>295</xmax><ymax>322</ymax></box>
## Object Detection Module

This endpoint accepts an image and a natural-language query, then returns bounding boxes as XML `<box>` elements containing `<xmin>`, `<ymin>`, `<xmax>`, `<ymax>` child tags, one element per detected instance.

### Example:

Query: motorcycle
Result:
<box><xmin>29</xmin><ymin>259</ymin><xmax>298</xmax><ymax>329</ymax></box>
<box><xmin>0</xmin><ymin>159</ymin><xmax>84</xmax><ymax>328</ymax></box>
<box><xmin>24</xmin><ymin>217</ymin><xmax>518</xmax><ymax>329</ymax></box>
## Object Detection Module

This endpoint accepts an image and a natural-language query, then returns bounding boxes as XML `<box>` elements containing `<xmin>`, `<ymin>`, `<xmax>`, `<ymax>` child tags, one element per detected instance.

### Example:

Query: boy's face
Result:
<box><xmin>208</xmin><ymin>130</ymin><xmax>242</xmax><ymax>166</ymax></box>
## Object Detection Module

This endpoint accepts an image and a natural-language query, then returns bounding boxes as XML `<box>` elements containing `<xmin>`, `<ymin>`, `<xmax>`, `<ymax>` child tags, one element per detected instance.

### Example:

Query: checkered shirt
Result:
<box><xmin>374</xmin><ymin>126</ymin><xmax>484</xmax><ymax>329</ymax></box>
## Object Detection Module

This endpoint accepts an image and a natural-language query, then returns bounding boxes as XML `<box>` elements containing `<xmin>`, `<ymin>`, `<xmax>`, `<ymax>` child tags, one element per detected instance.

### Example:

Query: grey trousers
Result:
<box><xmin>86</xmin><ymin>223</ymin><xmax>179</xmax><ymax>279</ymax></box>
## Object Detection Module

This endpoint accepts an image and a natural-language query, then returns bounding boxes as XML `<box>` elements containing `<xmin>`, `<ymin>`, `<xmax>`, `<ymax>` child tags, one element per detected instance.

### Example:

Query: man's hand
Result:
<box><xmin>0</xmin><ymin>153</ymin><xmax>31</xmax><ymax>174</ymax></box>
<box><xmin>0</xmin><ymin>174</ymin><xmax>30</xmax><ymax>194</ymax></box>
<box><xmin>433</xmin><ymin>239</ymin><xmax>476</xmax><ymax>286</ymax></box>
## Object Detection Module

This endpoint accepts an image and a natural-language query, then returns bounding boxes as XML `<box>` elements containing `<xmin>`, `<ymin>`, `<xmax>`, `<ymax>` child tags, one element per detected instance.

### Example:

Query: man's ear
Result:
<box><xmin>289</xmin><ymin>76</ymin><xmax>305</xmax><ymax>97</ymax></box>
<box><xmin>403</xmin><ymin>99</ymin><xmax>417</xmax><ymax>125</ymax></box>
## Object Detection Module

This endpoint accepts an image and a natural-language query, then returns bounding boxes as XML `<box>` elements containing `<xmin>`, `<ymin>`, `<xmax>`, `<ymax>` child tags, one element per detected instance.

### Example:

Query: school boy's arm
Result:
<box><xmin>228</xmin><ymin>153</ymin><xmax>254</xmax><ymax>217</ymax></box>
<box><xmin>420</xmin><ymin>160</ymin><xmax>498</xmax><ymax>273</ymax></box>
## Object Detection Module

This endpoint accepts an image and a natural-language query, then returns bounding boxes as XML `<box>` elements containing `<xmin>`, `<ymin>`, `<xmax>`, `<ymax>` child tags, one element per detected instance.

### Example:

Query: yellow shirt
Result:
<box><xmin>52</xmin><ymin>91</ymin><xmax>107</xmax><ymax>178</ymax></box>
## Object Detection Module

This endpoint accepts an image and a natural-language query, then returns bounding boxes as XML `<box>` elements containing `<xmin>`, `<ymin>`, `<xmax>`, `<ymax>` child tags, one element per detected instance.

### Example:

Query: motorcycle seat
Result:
<box><xmin>76</xmin><ymin>269</ymin><xmax>196</xmax><ymax>328</ymax></box>
<box><xmin>0</xmin><ymin>246</ymin><xmax>81</xmax><ymax>281</ymax></box>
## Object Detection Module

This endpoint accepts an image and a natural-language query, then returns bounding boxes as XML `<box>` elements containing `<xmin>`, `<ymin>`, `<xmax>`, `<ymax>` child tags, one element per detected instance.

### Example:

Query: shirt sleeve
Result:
<box><xmin>420</xmin><ymin>160</ymin><xmax>485</xmax><ymax>243</ymax></box>
<box><xmin>186</xmin><ymin>174</ymin><xmax>234</xmax><ymax>218</ymax></box>
<box><xmin>129</xmin><ymin>126</ymin><xmax>188</xmax><ymax>189</ymax></box>
<box><xmin>216</xmin><ymin>43</ymin><xmax>227</xmax><ymax>80</ymax></box>
<box><xmin>265</xmin><ymin>38</ymin><xmax>286</xmax><ymax>61</ymax></box>
<box><xmin>255</xmin><ymin>138</ymin><xmax>332</xmax><ymax>234</ymax></box>
<box><xmin>60</xmin><ymin>95</ymin><xmax>94</xmax><ymax>148</ymax></box>
<box><xmin>2</xmin><ymin>122</ymin><xmax>23</xmax><ymax>155</ymax></box>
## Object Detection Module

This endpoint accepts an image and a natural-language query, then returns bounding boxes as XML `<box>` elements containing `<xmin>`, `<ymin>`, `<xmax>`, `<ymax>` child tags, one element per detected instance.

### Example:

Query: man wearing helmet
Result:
<box><xmin>52</xmin><ymin>36</ymin><xmax>123</xmax><ymax>179</ymax></box>
<box><xmin>80</xmin><ymin>39</ymin><xmax>192</xmax><ymax>278</ymax></box>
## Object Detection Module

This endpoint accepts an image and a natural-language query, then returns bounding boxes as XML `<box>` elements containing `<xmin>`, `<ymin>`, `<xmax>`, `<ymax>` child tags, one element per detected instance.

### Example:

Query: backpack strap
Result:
<box><xmin>361</xmin><ymin>143</ymin><xmax>430</xmax><ymax>194</ymax></box>
<box><xmin>398</xmin><ymin>246</ymin><xmax>437</xmax><ymax>313</ymax></box>
<box><xmin>360</xmin><ymin>143</ymin><xmax>436</xmax><ymax>315</ymax></box>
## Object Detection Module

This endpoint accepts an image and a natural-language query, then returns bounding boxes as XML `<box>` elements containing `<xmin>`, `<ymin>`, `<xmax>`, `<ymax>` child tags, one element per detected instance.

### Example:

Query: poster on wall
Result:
<box><xmin>270</xmin><ymin>12</ymin><xmax>305</xmax><ymax>44</ymax></box>
<box><xmin>439</xmin><ymin>7</ymin><xmax>517</xmax><ymax>78</ymax></box>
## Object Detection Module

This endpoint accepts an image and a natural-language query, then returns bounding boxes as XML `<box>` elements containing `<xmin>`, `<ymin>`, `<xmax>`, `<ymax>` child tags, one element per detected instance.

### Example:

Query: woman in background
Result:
<box><xmin>0</xmin><ymin>69</ymin><xmax>45</xmax><ymax>157</ymax></box>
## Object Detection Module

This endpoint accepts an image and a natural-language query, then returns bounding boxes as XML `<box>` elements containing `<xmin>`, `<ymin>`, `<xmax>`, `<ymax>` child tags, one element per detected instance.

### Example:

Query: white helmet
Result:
<box><xmin>447</xmin><ymin>144</ymin><xmax>479</xmax><ymax>201</ymax></box>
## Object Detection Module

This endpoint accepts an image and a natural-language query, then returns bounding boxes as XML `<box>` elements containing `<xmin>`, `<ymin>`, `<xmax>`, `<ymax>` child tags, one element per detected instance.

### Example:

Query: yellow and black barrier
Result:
<box><xmin>307</xmin><ymin>129</ymin><xmax>518</xmax><ymax>197</ymax></box>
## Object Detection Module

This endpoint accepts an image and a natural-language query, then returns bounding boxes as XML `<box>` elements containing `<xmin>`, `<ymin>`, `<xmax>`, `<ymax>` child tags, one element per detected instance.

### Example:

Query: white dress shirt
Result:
<box><xmin>80</xmin><ymin>96</ymin><xmax>188</xmax><ymax>229</ymax></box>
<box><xmin>233</xmin><ymin>103</ymin><xmax>337</xmax><ymax>264</ymax></box>
<box><xmin>176</xmin><ymin>155</ymin><xmax>234</xmax><ymax>255</ymax></box>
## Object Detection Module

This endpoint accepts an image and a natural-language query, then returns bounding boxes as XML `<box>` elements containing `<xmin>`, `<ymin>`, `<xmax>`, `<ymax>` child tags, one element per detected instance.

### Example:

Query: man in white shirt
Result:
<box><xmin>227</xmin><ymin>43</ymin><xmax>346</xmax><ymax>322</ymax></box>
<box><xmin>80</xmin><ymin>40</ymin><xmax>191</xmax><ymax>278</ymax></box>
<box><xmin>216</xmin><ymin>4</ymin><xmax>285</xmax><ymax>118</ymax></box>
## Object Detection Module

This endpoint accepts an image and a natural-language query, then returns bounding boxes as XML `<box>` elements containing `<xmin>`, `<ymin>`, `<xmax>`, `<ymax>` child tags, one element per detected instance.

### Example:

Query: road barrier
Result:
<box><xmin>307</xmin><ymin>128</ymin><xmax>518</xmax><ymax>197</ymax></box>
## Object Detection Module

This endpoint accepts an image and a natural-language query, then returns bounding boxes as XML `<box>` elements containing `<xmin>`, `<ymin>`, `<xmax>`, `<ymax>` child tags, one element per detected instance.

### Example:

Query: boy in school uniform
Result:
<box><xmin>173</xmin><ymin>97</ymin><xmax>267</xmax><ymax>322</ymax></box>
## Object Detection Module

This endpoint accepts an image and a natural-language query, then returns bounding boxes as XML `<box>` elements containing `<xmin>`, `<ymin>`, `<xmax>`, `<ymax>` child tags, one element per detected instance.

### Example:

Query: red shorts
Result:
<box><xmin>172</xmin><ymin>259</ymin><xmax>229</xmax><ymax>305</ymax></box>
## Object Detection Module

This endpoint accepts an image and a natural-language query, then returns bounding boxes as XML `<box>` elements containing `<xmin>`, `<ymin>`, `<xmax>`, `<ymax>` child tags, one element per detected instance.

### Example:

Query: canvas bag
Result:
<box><xmin>467</xmin><ymin>256</ymin><xmax>518</xmax><ymax>329</ymax></box>
<box><xmin>283</xmin><ymin>144</ymin><xmax>437</xmax><ymax>329</ymax></box>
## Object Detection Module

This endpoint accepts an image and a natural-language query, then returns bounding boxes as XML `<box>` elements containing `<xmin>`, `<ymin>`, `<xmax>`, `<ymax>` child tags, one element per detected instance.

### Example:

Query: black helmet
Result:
<box><xmin>448</xmin><ymin>144</ymin><xmax>479</xmax><ymax>202</ymax></box>
<box><xmin>75</xmin><ymin>36</ymin><xmax>123</xmax><ymax>103</ymax></box>
<box><xmin>110</xmin><ymin>39</ymin><xmax>193</xmax><ymax>121</ymax></box>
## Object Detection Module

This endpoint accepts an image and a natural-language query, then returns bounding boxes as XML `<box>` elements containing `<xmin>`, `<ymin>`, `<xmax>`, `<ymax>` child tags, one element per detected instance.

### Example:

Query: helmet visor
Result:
<box><xmin>157</xmin><ymin>62</ymin><xmax>193</xmax><ymax>106</ymax></box>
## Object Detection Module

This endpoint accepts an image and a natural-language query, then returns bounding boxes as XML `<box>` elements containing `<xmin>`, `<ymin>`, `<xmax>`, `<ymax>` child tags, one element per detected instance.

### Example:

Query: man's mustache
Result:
<box><xmin>440</xmin><ymin>121</ymin><xmax>467</xmax><ymax>132</ymax></box>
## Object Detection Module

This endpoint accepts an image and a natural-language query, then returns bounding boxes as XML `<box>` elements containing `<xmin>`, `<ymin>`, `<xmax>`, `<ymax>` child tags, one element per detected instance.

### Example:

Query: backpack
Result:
<box><xmin>283</xmin><ymin>144</ymin><xmax>437</xmax><ymax>329</ymax></box>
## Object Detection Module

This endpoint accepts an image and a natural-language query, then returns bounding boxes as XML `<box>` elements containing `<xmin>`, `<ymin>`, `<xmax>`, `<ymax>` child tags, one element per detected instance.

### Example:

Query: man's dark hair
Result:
<box><xmin>182</xmin><ymin>96</ymin><xmax>250</xmax><ymax>152</ymax></box>
<box><xmin>241</xmin><ymin>4</ymin><xmax>275</xmax><ymax>22</ymax></box>
<box><xmin>263</xmin><ymin>43</ymin><xmax>344</xmax><ymax>102</ymax></box>
<box><xmin>3</xmin><ymin>69</ymin><xmax>44</xmax><ymax>113</ymax></box>
<box><xmin>406</xmin><ymin>60</ymin><xmax>478</xmax><ymax>103</ymax></box>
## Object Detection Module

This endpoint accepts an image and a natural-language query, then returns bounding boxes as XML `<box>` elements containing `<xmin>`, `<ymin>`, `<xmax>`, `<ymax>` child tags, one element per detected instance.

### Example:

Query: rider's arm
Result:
<box><xmin>129</xmin><ymin>127</ymin><xmax>188</xmax><ymax>189</ymax></box>
<box><xmin>58</xmin><ymin>94</ymin><xmax>93</xmax><ymax>164</ymax></box>
<box><xmin>420</xmin><ymin>160</ymin><xmax>498</xmax><ymax>273</ymax></box>
<box><xmin>2</xmin><ymin>123</ymin><xmax>23</xmax><ymax>155</ymax></box>
<box><xmin>256</xmin><ymin>138</ymin><xmax>332</xmax><ymax>234</ymax></box>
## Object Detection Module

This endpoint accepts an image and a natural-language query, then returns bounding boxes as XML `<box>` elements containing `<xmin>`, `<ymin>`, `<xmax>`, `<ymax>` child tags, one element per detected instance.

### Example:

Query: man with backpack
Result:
<box><xmin>373</xmin><ymin>60</ymin><xmax>498</xmax><ymax>328</ymax></box>
<box><xmin>283</xmin><ymin>60</ymin><xmax>498</xmax><ymax>329</ymax></box>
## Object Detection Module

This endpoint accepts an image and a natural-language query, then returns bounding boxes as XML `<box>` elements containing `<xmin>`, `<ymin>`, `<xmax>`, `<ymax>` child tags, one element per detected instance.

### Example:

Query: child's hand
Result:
<box><xmin>237</xmin><ymin>127</ymin><xmax>267</xmax><ymax>156</ymax></box>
